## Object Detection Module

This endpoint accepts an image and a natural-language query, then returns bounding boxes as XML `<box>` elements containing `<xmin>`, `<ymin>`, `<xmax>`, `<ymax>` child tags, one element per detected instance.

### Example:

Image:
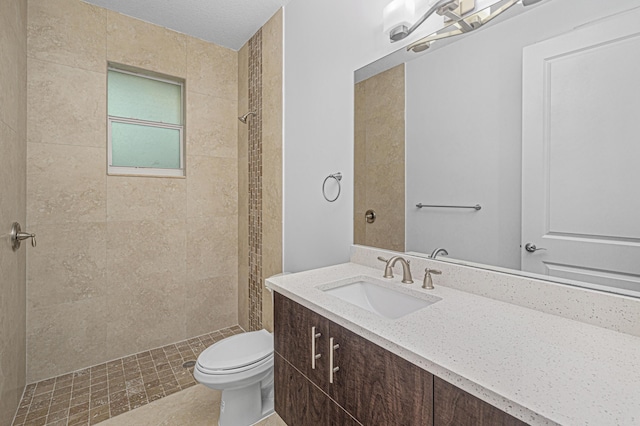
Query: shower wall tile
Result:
<box><xmin>27</xmin><ymin>142</ymin><xmax>106</xmax><ymax>225</ymax></box>
<box><xmin>0</xmin><ymin>2</ymin><xmax>22</xmax><ymax>133</ymax></box>
<box><xmin>105</xmin><ymin>219</ymin><xmax>187</xmax><ymax>358</ymax></box>
<box><xmin>0</xmin><ymin>123</ymin><xmax>25</xmax><ymax>228</ymax></box>
<box><xmin>106</xmin><ymin>219</ymin><xmax>187</xmax><ymax>286</ymax></box>
<box><xmin>186</xmin><ymin>92</ymin><xmax>238</xmax><ymax>158</ymax></box>
<box><xmin>353</xmin><ymin>64</ymin><xmax>405</xmax><ymax>253</ymax></box>
<box><xmin>27</xmin><ymin>0</ymin><xmax>107</xmax><ymax>73</ymax></box>
<box><xmin>106</xmin><ymin>10</ymin><xmax>187</xmax><ymax>79</ymax></box>
<box><xmin>0</xmin><ymin>0</ymin><xmax>27</xmax><ymax>422</ymax></box>
<box><xmin>186</xmin><ymin>216</ymin><xmax>238</xmax><ymax>282</ymax></box>
<box><xmin>238</xmin><ymin>42</ymin><xmax>250</xmax><ymax>330</ymax></box>
<box><xmin>187</xmin><ymin>37</ymin><xmax>238</xmax><ymax>100</ymax></box>
<box><xmin>27</xmin><ymin>222</ymin><xmax>107</xmax><ymax>310</ymax></box>
<box><xmin>260</xmin><ymin>9</ymin><xmax>284</xmax><ymax>332</ymax></box>
<box><xmin>106</xmin><ymin>176</ymin><xmax>187</xmax><ymax>222</ymax></box>
<box><xmin>27</xmin><ymin>58</ymin><xmax>106</xmax><ymax>148</ymax></box>
<box><xmin>26</xmin><ymin>0</ymin><xmax>241</xmax><ymax>384</ymax></box>
<box><xmin>27</xmin><ymin>297</ymin><xmax>109</xmax><ymax>382</ymax></box>
<box><xmin>186</xmin><ymin>276</ymin><xmax>238</xmax><ymax>337</ymax></box>
<box><xmin>105</xmin><ymin>274</ymin><xmax>187</xmax><ymax>360</ymax></box>
<box><xmin>186</xmin><ymin>155</ymin><xmax>238</xmax><ymax>218</ymax></box>
<box><xmin>247</xmin><ymin>29</ymin><xmax>263</xmax><ymax>332</ymax></box>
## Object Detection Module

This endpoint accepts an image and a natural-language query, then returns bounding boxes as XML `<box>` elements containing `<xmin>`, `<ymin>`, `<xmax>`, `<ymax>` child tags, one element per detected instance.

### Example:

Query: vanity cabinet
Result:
<box><xmin>274</xmin><ymin>292</ymin><xmax>433</xmax><ymax>426</ymax></box>
<box><xmin>434</xmin><ymin>377</ymin><xmax>527</xmax><ymax>426</ymax></box>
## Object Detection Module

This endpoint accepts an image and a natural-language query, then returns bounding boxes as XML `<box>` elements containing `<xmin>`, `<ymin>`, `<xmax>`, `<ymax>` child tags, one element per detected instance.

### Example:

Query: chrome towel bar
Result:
<box><xmin>416</xmin><ymin>203</ymin><xmax>481</xmax><ymax>211</ymax></box>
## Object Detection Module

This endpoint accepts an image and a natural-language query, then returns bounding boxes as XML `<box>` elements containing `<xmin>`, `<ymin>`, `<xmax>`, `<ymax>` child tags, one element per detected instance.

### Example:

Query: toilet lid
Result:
<box><xmin>197</xmin><ymin>329</ymin><xmax>273</xmax><ymax>372</ymax></box>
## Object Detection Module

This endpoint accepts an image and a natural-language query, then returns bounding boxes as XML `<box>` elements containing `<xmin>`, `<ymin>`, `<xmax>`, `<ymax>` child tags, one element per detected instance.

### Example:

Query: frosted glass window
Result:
<box><xmin>107</xmin><ymin>66</ymin><xmax>184</xmax><ymax>177</ymax></box>
<box><xmin>108</xmin><ymin>71</ymin><xmax>182</xmax><ymax>125</ymax></box>
<box><xmin>111</xmin><ymin>122</ymin><xmax>181</xmax><ymax>169</ymax></box>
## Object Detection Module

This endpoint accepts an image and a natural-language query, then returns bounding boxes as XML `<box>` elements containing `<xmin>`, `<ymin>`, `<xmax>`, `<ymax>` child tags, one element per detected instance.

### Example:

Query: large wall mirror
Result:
<box><xmin>354</xmin><ymin>0</ymin><xmax>640</xmax><ymax>298</ymax></box>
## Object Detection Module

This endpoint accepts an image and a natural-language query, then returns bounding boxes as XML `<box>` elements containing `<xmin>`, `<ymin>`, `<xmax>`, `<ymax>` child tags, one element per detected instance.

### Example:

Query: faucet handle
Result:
<box><xmin>422</xmin><ymin>268</ymin><xmax>442</xmax><ymax>290</ymax></box>
<box><xmin>377</xmin><ymin>256</ymin><xmax>389</xmax><ymax>263</ymax></box>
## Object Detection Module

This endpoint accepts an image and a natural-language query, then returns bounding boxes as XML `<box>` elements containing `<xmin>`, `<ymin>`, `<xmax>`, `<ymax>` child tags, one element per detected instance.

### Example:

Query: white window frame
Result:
<box><xmin>107</xmin><ymin>66</ymin><xmax>185</xmax><ymax>177</ymax></box>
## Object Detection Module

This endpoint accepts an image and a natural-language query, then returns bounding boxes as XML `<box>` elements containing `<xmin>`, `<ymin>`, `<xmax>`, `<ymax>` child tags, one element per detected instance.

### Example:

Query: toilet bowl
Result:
<box><xmin>194</xmin><ymin>329</ymin><xmax>274</xmax><ymax>426</ymax></box>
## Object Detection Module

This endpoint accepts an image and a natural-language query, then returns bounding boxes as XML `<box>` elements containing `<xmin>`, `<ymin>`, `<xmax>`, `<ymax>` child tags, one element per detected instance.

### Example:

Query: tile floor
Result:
<box><xmin>100</xmin><ymin>384</ymin><xmax>286</xmax><ymax>426</ymax></box>
<box><xmin>12</xmin><ymin>325</ymin><xmax>244</xmax><ymax>426</ymax></box>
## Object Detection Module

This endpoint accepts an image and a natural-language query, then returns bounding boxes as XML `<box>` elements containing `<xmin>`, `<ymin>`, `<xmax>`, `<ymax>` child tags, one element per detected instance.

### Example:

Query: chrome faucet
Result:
<box><xmin>430</xmin><ymin>248</ymin><xmax>448</xmax><ymax>259</ymax></box>
<box><xmin>377</xmin><ymin>256</ymin><xmax>413</xmax><ymax>284</ymax></box>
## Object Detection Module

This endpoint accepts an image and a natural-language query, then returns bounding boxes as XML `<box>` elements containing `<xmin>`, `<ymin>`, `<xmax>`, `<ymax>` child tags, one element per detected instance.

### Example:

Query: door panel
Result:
<box><xmin>522</xmin><ymin>9</ymin><xmax>640</xmax><ymax>292</ymax></box>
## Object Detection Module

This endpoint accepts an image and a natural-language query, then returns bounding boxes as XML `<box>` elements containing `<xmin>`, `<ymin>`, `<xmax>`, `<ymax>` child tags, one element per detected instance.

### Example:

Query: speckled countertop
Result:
<box><xmin>266</xmin><ymin>262</ymin><xmax>640</xmax><ymax>426</ymax></box>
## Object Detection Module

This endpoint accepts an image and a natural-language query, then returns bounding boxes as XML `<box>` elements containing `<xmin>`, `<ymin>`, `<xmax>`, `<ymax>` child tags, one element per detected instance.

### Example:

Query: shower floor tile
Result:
<box><xmin>12</xmin><ymin>325</ymin><xmax>244</xmax><ymax>426</ymax></box>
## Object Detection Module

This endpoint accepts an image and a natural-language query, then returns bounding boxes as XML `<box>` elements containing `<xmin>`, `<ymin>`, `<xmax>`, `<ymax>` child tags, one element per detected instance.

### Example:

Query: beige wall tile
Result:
<box><xmin>27</xmin><ymin>297</ymin><xmax>108</xmax><ymax>382</ymax></box>
<box><xmin>0</xmin><ymin>123</ymin><xmax>25</xmax><ymax>226</ymax></box>
<box><xmin>187</xmin><ymin>37</ymin><xmax>237</xmax><ymax>100</ymax></box>
<box><xmin>105</xmin><ymin>219</ymin><xmax>187</xmax><ymax>359</ymax></box>
<box><xmin>105</xmin><ymin>273</ymin><xmax>186</xmax><ymax>360</ymax></box>
<box><xmin>186</xmin><ymin>216</ymin><xmax>238</xmax><ymax>282</ymax></box>
<box><xmin>0</xmin><ymin>0</ymin><xmax>26</xmax><ymax>421</ymax></box>
<box><xmin>355</xmin><ymin>64</ymin><xmax>405</xmax><ymax>252</ymax></box>
<box><xmin>187</xmin><ymin>155</ymin><xmax>238</xmax><ymax>218</ymax></box>
<box><xmin>27</xmin><ymin>0</ymin><xmax>106</xmax><ymax>72</ymax></box>
<box><xmin>27</xmin><ymin>222</ymin><xmax>107</xmax><ymax>310</ymax></box>
<box><xmin>186</xmin><ymin>91</ymin><xmax>238</xmax><ymax>158</ymax></box>
<box><xmin>25</xmin><ymin>0</ymin><xmax>241</xmax><ymax>381</ymax></box>
<box><xmin>106</xmin><ymin>219</ymin><xmax>187</xmax><ymax>286</ymax></box>
<box><xmin>0</xmin><ymin>7</ymin><xmax>22</xmax><ymax>133</ymax></box>
<box><xmin>27</xmin><ymin>143</ymin><xmax>106</xmax><ymax>225</ymax></box>
<box><xmin>27</xmin><ymin>58</ymin><xmax>106</xmax><ymax>147</ymax></box>
<box><xmin>259</xmin><ymin>10</ymin><xmax>283</xmax><ymax>330</ymax></box>
<box><xmin>107</xmin><ymin>176</ymin><xmax>187</xmax><ymax>221</ymax></box>
<box><xmin>106</xmin><ymin>10</ymin><xmax>187</xmax><ymax>79</ymax></box>
<box><xmin>186</xmin><ymin>275</ymin><xmax>238</xmax><ymax>336</ymax></box>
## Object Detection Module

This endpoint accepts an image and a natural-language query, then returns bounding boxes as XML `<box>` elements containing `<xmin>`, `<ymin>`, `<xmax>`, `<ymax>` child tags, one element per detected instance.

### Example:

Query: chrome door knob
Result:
<box><xmin>525</xmin><ymin>243</ymin><xmax>546</xmax><ymax>253</ymax></box>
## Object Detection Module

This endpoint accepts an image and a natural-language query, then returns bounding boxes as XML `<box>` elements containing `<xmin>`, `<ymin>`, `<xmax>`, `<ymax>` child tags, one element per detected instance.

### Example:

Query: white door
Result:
<box><xmin>522</xmin><ymin>8</ymin><xmax>640</xmax><ymax>294</ymax></box>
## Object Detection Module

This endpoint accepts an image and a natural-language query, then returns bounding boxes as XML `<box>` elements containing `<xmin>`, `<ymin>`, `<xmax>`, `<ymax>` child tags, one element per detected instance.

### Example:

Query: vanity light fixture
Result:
<box><xmin>383</xmin><ymin>0</ymin><xmax>416</xmax><ymax>38</ymax></box>
<box><xmin>387</xmin><ymin>0</ymin><xmax>475</xmax><ymax>42</ymax></box>
<box><xmin>405</xmin><ymin>0</ymin><xmax>543</xmax><ymax>52</ymax></box>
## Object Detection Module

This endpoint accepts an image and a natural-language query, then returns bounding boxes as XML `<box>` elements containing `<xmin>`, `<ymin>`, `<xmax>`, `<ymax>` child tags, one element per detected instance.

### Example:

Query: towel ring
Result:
<box><xmin>322</xmin><ymin>172</ymin><xmax>342</xmax><ymax>202</ymax></box>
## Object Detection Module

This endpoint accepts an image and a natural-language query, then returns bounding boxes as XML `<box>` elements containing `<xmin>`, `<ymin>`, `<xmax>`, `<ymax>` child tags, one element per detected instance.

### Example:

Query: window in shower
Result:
<box><xmin>107</xmin><ymin>65</ymin><xmax>185</xmax><ymax>177</ymax></box>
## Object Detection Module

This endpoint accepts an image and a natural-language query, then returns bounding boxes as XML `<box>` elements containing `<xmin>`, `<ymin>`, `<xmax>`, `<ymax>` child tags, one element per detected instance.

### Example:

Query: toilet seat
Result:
<box><xmin>196</xmin><ymin>329</ymin><xmax>273</xmax><ymax>375</ymax></box>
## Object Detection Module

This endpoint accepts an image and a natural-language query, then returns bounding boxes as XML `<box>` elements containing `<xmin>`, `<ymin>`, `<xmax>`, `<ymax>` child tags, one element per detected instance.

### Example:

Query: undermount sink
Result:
<box><xmin>322</xmin><ymin>279</ymin><xmax>439</xmax><ymax>319</ymax></box>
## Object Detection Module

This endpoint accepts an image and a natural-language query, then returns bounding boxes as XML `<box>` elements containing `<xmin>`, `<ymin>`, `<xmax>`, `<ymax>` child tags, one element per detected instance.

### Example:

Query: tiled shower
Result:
<box><xmin>1</xmin><ymin>0</ymin><xmax>283</xmax><ymax>424</ymax></box>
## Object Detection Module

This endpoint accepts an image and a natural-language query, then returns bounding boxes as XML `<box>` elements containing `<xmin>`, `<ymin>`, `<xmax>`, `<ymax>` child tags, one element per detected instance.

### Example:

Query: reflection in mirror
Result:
<box><xmin>354</xmin><ymin>0</ymin><xmax>640</xmax><ymax>297</ymax></box>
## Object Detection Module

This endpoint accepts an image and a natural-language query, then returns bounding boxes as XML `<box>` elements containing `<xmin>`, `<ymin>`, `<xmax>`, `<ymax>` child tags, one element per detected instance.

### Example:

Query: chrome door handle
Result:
<box><xmin>329</xmin><ymin>337</ymin><xmax>339</xmax><ymax>384</ymax></box>
<box><xmin>525</xmin><ymin>243</ymin><xmax>546</xmax><ymax>253</ymax></box>
<box><xmin>311</xmin><ymin>326</ymin><xmax>322</xmax><ymax>369</ymax></box>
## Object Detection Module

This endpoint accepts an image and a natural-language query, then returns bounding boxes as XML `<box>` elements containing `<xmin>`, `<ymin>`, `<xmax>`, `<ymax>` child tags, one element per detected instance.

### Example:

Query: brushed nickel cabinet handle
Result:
<box><xmin>311</xmin><ymin>326</ymin><xmax>322</xmax><ymax>369</ymax></box>
<box><xmin>329</xmin><ymin>337</ymin><xmax>340</xmax><ymax>384</ymax></box>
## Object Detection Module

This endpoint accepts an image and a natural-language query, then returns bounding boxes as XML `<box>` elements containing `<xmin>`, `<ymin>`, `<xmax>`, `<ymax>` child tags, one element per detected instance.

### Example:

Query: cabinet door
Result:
<box><xmin>434</xmin><ymin>377</ymin><xmax>528</xmax><ymax>426</ymax></box>
<box><xmin>329</xmin><ymin>323</ymin><xmax>434</xmax><ymax>426</ymax></box>
<box><xmin>275</xmin><ymin>353</ymin><xmax>329</xmax><ymax>426</ymax></box>
<box><xmin>274</xmin><ymin>292</ymin><xmax>330</xmax><ymax>389</ymax></box>
<box><xmin>275</xmin><ymin>354</ymin><xmax>361</xmax><ymax>426</ymax></box>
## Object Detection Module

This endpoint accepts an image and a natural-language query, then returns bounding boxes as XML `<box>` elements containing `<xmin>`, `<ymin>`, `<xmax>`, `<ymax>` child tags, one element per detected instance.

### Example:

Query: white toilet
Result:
<box><xmin>193</xmin><ymin>329</ymin><xmax>274</xmax><ymax>426</ymax></box>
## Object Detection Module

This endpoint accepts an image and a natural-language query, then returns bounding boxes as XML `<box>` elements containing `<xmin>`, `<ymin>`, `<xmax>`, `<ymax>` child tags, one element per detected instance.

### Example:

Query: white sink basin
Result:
<box><xmin>323</xmin><ymin>279</ymin><xmax>438</xmax><ymax>319</ymax></box>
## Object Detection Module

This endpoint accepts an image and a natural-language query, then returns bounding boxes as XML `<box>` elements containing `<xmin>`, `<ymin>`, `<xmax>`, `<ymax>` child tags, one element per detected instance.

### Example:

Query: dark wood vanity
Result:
<box><xmin>274</xmin><ymin>292</ymin><xmax>527</xmax><ymax>426</ymax></box>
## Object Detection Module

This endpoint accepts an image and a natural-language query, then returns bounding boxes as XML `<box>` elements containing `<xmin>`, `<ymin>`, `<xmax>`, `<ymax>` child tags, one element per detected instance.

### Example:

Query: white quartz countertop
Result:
<box><xmin>266</xmin><ymin>262</ymin><xmax>640</xmax><ymax>426</ymax></box>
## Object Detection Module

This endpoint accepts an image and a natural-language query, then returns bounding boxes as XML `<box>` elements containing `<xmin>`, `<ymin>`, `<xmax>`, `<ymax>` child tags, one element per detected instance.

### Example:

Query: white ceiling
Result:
<box><xmin>83</xmin><ymin>0</ymin><xmax>291</xmax><ymax>51</ymax></box>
